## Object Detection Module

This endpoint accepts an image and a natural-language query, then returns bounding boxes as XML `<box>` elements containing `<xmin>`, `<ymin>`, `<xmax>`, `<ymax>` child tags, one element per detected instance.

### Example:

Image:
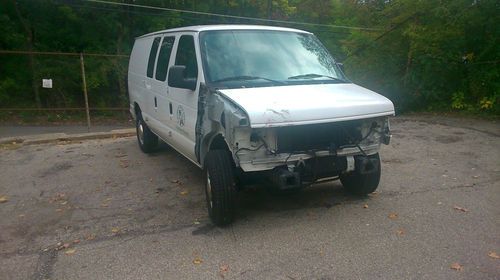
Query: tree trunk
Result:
<box><xmin>12</xmin><ymin>1</ymin><xmax>41</xmax><ymax>108</ymax></box>
<box><xmin>403</xmin><ymin>46</ymin><xmax>413</xmax><ymax>88</ymax></box>
<box><xmin>116</xmin><ymin>22</ymin><xmax>127</xmax><ymax>106</ymax></box>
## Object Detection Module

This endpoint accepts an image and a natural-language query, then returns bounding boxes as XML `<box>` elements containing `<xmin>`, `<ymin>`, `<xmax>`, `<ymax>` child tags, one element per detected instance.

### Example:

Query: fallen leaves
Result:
<box><xmin>488</xmin><ymin>251</ymin><xmax>499</xmax><ymax>259</ymax></box>
<box><xmin>171</xmin><ymin>179</ymin><xmax>183</xmax><ymax>185</ymax></box>
<box><xmin>396</xmin><ymin>229</ymin><xmax>405</xmax><ymax>236</ymax></box>
<box><xmin>363</xmin><ymin>204</ymin><xmax>369</xmax><ymax>209</ymax></box>
<box><xmin>85</xmin><ymin>233</ymin><xmax>96</xmax><ymax>240</ymax></box>
<box><xmin>220</xmin><ymin>264</ymin><xmax>229</xmax><ymax>272</ymax></box>
<box><xmin>101</xmin><ymin>197</ymin><xmax>112</xmax><ymax>207</ymax></box>
<box><xmin>219</xmin><ymin>264</ymin><xmax>229</xmax><ymax>277</ymax></box>
<box><xmin>0</xmin><ymin>195</ymin><xmax>8</xmax><ymax>203</ymax></box>
<box><xmin>111</xmin><ymin>227</ymin><xmax>121</xmax><ymax>234</ymax></box>
<box><xmin>450</xmin><ymin>262</ymin><xmax>463</xmax><ymax>271</ymax></box>
<box><xmin>388</xmin><ymin>213</ymin><xmax>398</xmax><ymax>220</ymax></box>
<box><xmin>453</xmin><ymin>206</ymin><xmax>469</xmax><ymax>212</ymax></box>
<box><xmin>55</xmin><ymin>242</ymin><xmax>71</xmax><ymax>251</ymax></box>
<box><xmin>48</xmin><ymin>193</ymin><xmax>67</xmax><ymax>203</ymax></box>
<box><xmin>64</xmin><ymin>248</ymin><xmax>76</xmax><ymax>255</ymax></box>
<box><xmin>180</xmin><ymin>190</ymin><xmax>189</xmax><ymax>195</ymax></box>
<box><xmin>193</xmin><ymin>257</ymin><xmax>203</xmax><ymax>265</ymax></box>
<box><xmin>119</xmin><ymin>159</ymin><xmax>129</xmax><ymax>168</ymax></box>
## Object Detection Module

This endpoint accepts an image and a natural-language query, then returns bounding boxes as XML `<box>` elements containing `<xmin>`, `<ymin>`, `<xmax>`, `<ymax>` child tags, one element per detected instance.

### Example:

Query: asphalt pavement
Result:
<box><xmin>0</xmin><ymin>124</ymin><xmax>132</xmax><ymax>138</ymax></box>
<box><xmin>0</xmin><ymin>115</ymin><xmax>499</xmax><ymax>280</ymax></box>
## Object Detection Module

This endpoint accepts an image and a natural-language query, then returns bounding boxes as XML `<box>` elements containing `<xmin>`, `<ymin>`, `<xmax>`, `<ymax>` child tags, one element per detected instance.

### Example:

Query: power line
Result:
<box><xmin>64</xmin><ymin>2</ymin><xmax>354</xmax><ymax>36</ymax></box>
<box><xmin>65</xmin><ymin>2</ymin><xmax>353</xmax><ymax>35</ymax></box>
<box><xmin>84</xmin><ymin>0</ymin><xmax>383</xmax><ymax>31</ymax></box>
<box><xmin>0</xmin><ymin>50</ymin><xmax>129</xmax><ymax>57</ymax></box>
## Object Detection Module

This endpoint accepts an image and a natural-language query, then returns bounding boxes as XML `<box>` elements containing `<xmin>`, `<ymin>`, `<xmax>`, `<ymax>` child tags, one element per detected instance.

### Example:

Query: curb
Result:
<box><xmin>0</xmin><ymin>128</ymin><xmax>136</xmax><ymax>146</ymax></box>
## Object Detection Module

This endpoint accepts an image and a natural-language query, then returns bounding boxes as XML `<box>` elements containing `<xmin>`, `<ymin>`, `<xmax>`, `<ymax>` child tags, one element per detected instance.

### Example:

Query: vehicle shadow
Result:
<box><xmin>236</xmin><ymin>182</ymin><xmax>370</xmax><ymax>222</ymax></box>
<box><xmin>146</xmin><ymin>141</ymin><xmax>371</xmax><ymax>226</ymax></box>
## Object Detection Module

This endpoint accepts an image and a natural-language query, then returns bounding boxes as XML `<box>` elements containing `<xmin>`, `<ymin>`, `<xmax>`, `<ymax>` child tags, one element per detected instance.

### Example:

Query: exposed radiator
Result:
<box><xmin>276</xmin><ymin>120</ymin><xmax>363</xmax><ymax>153</ymax></box>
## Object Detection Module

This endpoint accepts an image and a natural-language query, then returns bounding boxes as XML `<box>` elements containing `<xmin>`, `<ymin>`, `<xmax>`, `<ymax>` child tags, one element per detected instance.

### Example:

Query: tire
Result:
<box><xmin>204</xmin><ymin>150</ymin><xmax>236</xmax><ymax>226</ymax></box>
<box><xmin>136</xmin><ymin>113</ymin><xmax>158</xmax><ymax>153</ymax></box>
<box><xmin>340</xmin><ymin>153</ymin><xmax>381</xmax><ymax>195</ymax></box>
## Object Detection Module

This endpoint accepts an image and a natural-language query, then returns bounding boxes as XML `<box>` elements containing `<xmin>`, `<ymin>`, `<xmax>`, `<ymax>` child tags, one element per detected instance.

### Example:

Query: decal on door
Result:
<box><xmin>176</xmin><ymin>105</ymin><xmax>185</xmax><ymax>127</ymax></box>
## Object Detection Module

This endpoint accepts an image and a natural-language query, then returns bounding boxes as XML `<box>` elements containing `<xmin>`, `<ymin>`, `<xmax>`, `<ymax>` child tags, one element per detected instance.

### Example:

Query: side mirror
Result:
<box><xmin>168</xmin><ymin>65</ymin><xmax>197</xmax><ymax>91</ymax></box>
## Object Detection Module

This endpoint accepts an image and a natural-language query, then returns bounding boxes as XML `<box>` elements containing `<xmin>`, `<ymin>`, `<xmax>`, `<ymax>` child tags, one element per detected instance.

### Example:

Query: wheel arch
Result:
<box><xmin>200</xmin><ymin>133</ymin><xmax>233</xmax><ymax>168</ymax></box>
<box><xmin>133</xmin><ymin>102</ymin><xmax>141</xmax><ymax>120</ymax></box>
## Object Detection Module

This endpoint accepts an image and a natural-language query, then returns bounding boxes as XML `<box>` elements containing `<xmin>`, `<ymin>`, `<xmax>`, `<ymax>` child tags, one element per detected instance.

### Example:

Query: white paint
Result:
<box><xmin>137</xmin><ymin>24</ymin><xmax>310</xmax><ymax>39</ymax></box>
<box><xmin>219</xmin><ymin>83</ymin><xmax>395</xmax><ymax>128</ymax></box>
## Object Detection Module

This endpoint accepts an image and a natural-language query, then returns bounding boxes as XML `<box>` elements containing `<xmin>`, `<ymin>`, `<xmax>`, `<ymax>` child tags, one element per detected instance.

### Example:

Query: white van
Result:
<box><xmin>128</xmin><ymin>25</ymin><xmax>394</xmax><ymax>225</ymax></box>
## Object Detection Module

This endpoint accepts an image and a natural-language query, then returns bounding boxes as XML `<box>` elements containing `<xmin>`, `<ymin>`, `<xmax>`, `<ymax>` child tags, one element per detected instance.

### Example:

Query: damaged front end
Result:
<box><xmin>197</xmin><ymin>85</ymin><xmax>391</xmax><ymax>190</ymax></box>
<box><xmin>233</xmin><ymin>116</ymin><xmax>391</xmax><ymax>189</ymax></box>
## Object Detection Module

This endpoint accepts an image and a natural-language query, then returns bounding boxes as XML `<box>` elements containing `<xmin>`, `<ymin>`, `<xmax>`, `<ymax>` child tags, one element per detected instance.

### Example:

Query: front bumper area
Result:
<box><xmin>238</xmin><ymin>143</ymin><xmax>380</xmax><ymax>172</ymax></box>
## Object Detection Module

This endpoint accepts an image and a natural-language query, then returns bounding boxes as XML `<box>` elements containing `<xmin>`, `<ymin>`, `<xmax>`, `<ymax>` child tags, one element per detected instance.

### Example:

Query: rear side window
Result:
<box><xmin>155</xmin><ymin>36</ymin><xmax>175</xmax><ymax>81</ymax></box>
<box><xmin>175</xmin><ymin>35</ymin><xmax>198</xmax><ymax>79</ymax></box>
<box><xmin>147</xmin><ymin>37</ymin><xmax>161</xmax><ymax>78</ymax></box>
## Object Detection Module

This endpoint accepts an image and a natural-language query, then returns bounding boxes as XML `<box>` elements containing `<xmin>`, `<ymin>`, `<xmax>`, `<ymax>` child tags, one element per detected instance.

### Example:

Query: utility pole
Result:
<box><xmin>267</xmin><ymin>0</ymin><xmax>272</xmax><ymax>19</ymax></box>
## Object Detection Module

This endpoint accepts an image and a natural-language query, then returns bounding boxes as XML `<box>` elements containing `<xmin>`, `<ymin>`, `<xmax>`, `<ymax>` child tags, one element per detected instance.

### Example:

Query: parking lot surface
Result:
<box><xmin>1</xmin><ymin>116</ymin><xmax>499</xmax><ymax>279</ymax></box>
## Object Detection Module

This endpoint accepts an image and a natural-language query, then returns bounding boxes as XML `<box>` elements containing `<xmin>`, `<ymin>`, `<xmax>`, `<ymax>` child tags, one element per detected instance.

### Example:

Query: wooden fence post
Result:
<box><xmin>80</xmin><ymin>52</ymin><xmax>91</xmax><ymax>132</ymax></box>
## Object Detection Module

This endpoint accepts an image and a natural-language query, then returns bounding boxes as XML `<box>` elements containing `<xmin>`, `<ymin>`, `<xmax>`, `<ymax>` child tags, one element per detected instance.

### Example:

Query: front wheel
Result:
<box><xmin>204</xmin><ymin>150</ymin><xmax>236</xmax><ymax>226</ymax></box>
<box><xmin>136</xmin><ymin>114</ymin><xmax>158</xmax><ymax>153</ymax></box>
<box><xmin>340</xmin><ymin>153</ymin><xmax>381</xmax><ymax>195</ymax></box>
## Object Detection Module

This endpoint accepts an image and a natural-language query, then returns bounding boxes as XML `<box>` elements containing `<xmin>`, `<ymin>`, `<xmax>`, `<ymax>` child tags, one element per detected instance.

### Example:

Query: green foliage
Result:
<box><xmin>0</xmin><ymin>0</ymin><xmax>498</xmax><ymax>116</ymax></box>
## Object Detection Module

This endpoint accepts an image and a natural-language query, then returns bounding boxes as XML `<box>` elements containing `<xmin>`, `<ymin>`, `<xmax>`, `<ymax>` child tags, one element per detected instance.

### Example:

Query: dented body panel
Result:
<box><xmin>218</xmin><ymin>83</ymin><xmax>394</xmax><ymax>128</ymax></box>
<box><xmin>197</xmin><ymin>89</ymin><xmax>392</xmax><ymax>173</ymax></box>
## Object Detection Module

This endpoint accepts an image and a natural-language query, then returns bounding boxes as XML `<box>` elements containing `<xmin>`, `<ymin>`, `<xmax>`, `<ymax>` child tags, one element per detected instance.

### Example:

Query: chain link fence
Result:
<box><xmin>0</xmin><ymin>50</ymin><xmax>131</xmax><ymax>130</ymax></box>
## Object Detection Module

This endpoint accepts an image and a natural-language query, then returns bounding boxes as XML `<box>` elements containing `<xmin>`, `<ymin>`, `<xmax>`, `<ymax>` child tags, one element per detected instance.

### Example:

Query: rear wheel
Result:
<box><xmin>204</xmin><ymin>150</ymin><xmax>236</xmax><ymax>226</ymax></box>
<box><xmin>136</xmin><ymin>113</ymin><xmax>158</xmax><ymax>153</ymax></box>
<box><xmin>340</xmin><ymin>153</ymin><xmax>381</xmax><ymax>195</ymax></box>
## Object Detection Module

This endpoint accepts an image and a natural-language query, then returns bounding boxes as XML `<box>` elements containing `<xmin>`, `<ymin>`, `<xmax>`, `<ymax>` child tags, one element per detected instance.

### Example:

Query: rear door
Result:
<box><xmin>149</xmin><ymin>35</ymin><xmax>176</xmax><ymax>141</ymax></box>
<box><xmin>142</xmin><ymin>36</ymin><xmax>162</xmax><ymax>132</ymax></box>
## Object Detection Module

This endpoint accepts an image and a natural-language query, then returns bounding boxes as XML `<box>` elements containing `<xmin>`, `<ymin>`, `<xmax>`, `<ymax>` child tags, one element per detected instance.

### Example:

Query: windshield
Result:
<box><xmin>199</xmin><ymin>30</ymin><xmax>346</xmax><ymax>87</ymax></box>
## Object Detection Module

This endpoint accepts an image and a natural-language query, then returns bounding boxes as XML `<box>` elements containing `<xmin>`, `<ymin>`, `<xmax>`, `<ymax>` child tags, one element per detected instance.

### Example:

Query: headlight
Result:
<box><xmin>359</xmin><ymin>117</ymin><xmax>390</xmax><ymax>145</ymax></box>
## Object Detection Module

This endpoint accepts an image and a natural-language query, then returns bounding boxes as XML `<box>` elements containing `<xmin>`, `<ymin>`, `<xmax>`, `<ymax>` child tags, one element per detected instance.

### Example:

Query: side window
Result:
<box><xmin>175</xmin><ymin>35</ymin><xmax>198</xmax><ymax>79</ymax></box>
<box><xmin>155</xmin><ymin>36</ymin><xmax>175</xmax><ymax>81</ymax></box>
<box><xmin>146</xmin><ymin>37</ymin><xmax>161</xmax><ymax>78</ymax></box>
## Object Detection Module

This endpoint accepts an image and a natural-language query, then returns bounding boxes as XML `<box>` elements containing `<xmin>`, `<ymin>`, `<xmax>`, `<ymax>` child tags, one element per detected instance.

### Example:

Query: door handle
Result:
<box><xmin>154</xmin><ymin>97</ymin><xmax>158</xmax><ymax>108</ymax></box>
<box><xmin>169</xmin><ymin>102</ymin><xmax>173</xmax><ymax>115</ymax></box>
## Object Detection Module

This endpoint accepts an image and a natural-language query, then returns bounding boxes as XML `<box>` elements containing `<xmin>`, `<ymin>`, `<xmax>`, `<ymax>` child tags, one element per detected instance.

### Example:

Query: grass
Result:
<box><xmin>0</xmin><ymin>110</ymin><xmax>132</xmax><ymax>126</ymax></box>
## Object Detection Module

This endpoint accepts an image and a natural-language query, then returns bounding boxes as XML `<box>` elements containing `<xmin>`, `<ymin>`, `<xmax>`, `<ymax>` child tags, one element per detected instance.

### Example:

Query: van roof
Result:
<box><xmin>136</xmin><ymin>25</ymin><xmax>311</xmax><ymax>39</ymax></box>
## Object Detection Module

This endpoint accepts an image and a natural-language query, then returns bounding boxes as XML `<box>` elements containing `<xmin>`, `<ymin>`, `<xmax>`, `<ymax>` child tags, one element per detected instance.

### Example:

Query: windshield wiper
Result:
<box><xmin>212</xmin><ymin>75</ymin><xmax>286</xmax><ymax>85</ymax></box>
<box><xmin>288</xmin><ymin>73</ymin><xmax>345</xmax><ymax>82</ymax></box>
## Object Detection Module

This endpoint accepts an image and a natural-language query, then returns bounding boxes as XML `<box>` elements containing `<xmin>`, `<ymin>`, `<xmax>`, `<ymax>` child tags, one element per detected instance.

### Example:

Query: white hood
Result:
<box><xmin>218</xmin><ymin>83</ymin><xmax>395</xmax><ymax>128</ymax></box>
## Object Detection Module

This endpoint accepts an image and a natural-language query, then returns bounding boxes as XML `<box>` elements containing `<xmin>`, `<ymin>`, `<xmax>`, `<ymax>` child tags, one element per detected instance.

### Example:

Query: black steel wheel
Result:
<box><xmin>340</xmin><ymin>153</ymin><xmax>381</xmax><ymax>195</ymax></box>
<box><xmin>204</xmin><ymin>150</ymin><xmax>236</xmax><ymax>226</ymax></box>
<box><xmin>136</xmin><ymin>113</ymin><xmax>158</xmax><ymax>153</ymax></box>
